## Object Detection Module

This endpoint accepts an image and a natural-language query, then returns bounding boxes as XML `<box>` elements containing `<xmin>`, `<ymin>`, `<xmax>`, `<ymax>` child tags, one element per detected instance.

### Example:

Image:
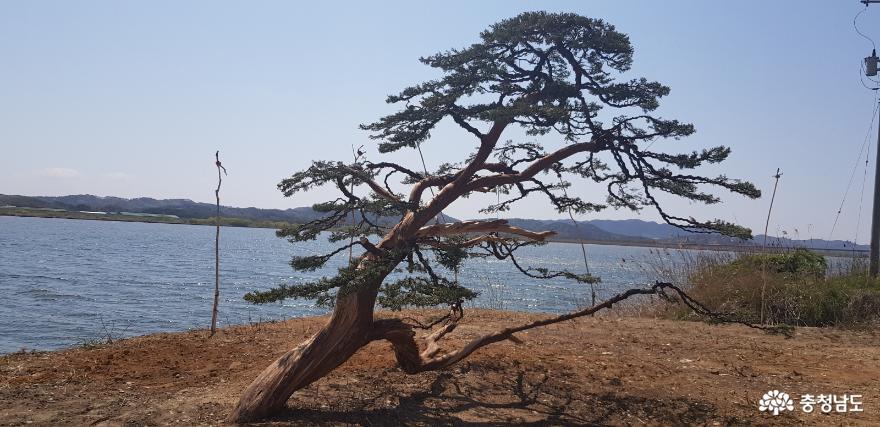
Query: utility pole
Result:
<box><xmin>871</xmin><ymin>100</ymin><xmax>880</xmax><ymax>276</ymax></box>
<box><xmin>859</xmin><ymin>0</ymin><xmax>880</xmax><ymax>274</ymax></box>
<box><xmin>863</xmin><ymin>13</ymin><xmax>880</xmax><ymax>274</ymax></box>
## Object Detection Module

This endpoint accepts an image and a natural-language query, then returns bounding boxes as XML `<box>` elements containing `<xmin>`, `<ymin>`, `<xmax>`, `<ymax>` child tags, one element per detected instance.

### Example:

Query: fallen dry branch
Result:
<box><xmin>370</xmin><ymin>282</ymin><xmax>789</xmax><ymax>375</ymax></box>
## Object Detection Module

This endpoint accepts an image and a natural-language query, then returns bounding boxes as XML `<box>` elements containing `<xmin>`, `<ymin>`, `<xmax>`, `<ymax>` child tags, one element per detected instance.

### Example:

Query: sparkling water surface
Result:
<box><xmin>1</xmin><ymin>215</ymin><xmax>723</xmax><ymax>353</ymax></box>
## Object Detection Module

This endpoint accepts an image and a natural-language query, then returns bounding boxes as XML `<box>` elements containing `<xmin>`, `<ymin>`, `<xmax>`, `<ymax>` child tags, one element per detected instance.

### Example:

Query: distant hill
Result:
<box><xmin>588</xmin><ymin>219</ymin><xmax>685</xmax><ymax>240</ymax></box>
<box><xmin>586</xmin><ymin>218</ymin><xmax>866</xmax><ymax>251</ymax></box>
<box><xmin>0</xmin><ymin>194</ymin><xmax>454</xmax><ymax>229</ymax></box>
<box><xmin>1</xmin><ymin>194</ymin><xmax>332</xmax><ymax>225</ymax></box>
<box><xmin>501</xmin><ymin>218</ymin><xmax>650</xmax><ymax>244</ymax></box>
<box><xmin>1</xmin><ymin>194</ymin><xmax>866</xmax><ymax>250</ymax></box>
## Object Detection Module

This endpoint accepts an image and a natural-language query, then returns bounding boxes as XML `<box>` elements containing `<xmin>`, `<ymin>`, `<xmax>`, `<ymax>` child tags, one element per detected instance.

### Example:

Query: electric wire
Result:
<box><xmin>557</xmin><ymin>174</ymin><xmax>595</xmax><ymax>306</ymax></box>
<box><xmin>415</xmin><ymin>141</ymin><xmax>446</xmax><ymax>224</ymax></box>
<box><xmin>830</xmin><ymin>94</ymin><xmax>880</xmax><ymax>240</ymax></box>
<box><xmin>414</xmin><ymin>140</ymin><xmax>460</xmax><ymax>285</ymax></box>
<box><xmin>855</xmin><ymin>5</ymin><xmax>876</xmax><ymax>51</ymax></box>
<box><xmin>854</xmin><ymin>130</ymin><xmax>872</xmax><ymax>246</ymax></box>
<box><xmin>830</xmin><ymin>96</ymin><xmax>878</xmax><ymax>238</ymax></box>
<box><xmin>855</xmin><ymin>6</ymin><xmax>880</xmax><ymax>90</ymax></box>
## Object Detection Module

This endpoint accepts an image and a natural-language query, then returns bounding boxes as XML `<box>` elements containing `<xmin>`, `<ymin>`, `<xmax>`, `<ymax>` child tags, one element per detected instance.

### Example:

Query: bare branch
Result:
<box><xmin>415</xmin><ymin>219</ymin><xmax>556</xmax><ymax>241</ymax></box>
<box><xmin>344</xmin><ymin>166</ymin><xmax>406</xmax><ymax>206</ymax></box>
<box><xmin>419</xmin><ymin>234</ymin><xmax>512</xmax><ymax>249</ymax></box>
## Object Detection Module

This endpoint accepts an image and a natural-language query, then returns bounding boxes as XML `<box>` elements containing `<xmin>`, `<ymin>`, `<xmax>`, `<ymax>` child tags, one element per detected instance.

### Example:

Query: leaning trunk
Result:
<box><xmin>229</xmin><ymin>283</ymin><xmax>378</xmax><ymax>422</ymax></box>
<box><xmin>230</xmin><ymin>213</ymin><xmax>434</xmax><ymax>422</ymax></box>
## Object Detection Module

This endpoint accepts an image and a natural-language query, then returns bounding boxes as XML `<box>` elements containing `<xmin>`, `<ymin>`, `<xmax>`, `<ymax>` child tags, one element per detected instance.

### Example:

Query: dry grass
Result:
<box><xmin>636</xmin><ymin>248</ymin><xmax>880</xmax><ymax>327</ymax></box>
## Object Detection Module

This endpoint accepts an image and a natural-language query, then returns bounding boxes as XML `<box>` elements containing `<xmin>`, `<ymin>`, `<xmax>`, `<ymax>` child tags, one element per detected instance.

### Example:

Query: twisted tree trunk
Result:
<box><xmin>229</xmin><ymin>282</ymin><xmax>379</xmax><ymax>422</ymax></box>
<box><xmin>230</xmin><ymin>220</ymin><xmax>413</xmax><ymax>422</ymax></box>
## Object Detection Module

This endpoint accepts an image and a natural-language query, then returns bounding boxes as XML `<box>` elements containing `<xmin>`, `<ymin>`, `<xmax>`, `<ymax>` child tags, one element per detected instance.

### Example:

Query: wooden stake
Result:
<box><xmin>210</xmin><ymin>151</ymin><xmax>227</xmax><ymax>337</ymax></box>
<box><xmin>760</xmin><ymin>168</ymin><xmax>782</xmax><ymax>325</ymax></box>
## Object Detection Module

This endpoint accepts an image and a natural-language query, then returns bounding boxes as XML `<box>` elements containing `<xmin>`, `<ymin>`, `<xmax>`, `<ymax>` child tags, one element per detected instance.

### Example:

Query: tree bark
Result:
<box><xmin>229</xmin><ymin>282</ymin><xmax>379</xmax><ymax>422</ymax></box>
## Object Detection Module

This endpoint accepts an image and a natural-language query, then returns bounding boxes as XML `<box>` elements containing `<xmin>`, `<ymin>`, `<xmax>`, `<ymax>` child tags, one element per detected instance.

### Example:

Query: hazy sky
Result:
<box><xmin>2</xmin><ymin>1</ymin><xmax>879</xmax><ymax>242</ymax></box>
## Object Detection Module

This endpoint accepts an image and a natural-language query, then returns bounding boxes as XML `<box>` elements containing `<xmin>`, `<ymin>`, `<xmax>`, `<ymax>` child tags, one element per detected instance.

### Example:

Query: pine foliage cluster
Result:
<box><xmin>245</xmin><ymin>12</ymin><xmax>760</xmax><ymax>310</ymax></box>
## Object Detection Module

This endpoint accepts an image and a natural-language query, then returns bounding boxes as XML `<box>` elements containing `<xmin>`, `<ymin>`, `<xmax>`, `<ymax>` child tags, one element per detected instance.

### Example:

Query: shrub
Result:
<box><xmin>729</xmin><ymin>249</ymin><xmax>826</xmax><ymax>277</ymax></box>
<box><xmin>652</xmin><ymin>249</ymin><xmax>880</xmax><ymax>327</ymax></box>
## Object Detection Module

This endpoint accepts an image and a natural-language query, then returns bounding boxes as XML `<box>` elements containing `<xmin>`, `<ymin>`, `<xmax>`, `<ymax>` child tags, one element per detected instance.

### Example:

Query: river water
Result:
<box><xmin>1</xmin><ymin>215</ymin><xmax>728</xmax><ymax>353</ymax></box>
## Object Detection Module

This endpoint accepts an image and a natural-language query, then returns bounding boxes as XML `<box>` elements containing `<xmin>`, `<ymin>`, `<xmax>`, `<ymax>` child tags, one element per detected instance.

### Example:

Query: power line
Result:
<box><xmin>855</xmin><ymin>5</ymin><xmax>876</xmax><ymax>51</ymax></box>
<box><xmin>414</xmin><ymin>141</ymin><xmax>446</xmax><ymax>224</ymax></box>
<box><xmin>829</xmin><ymin>94</ymin><xmax>880</xmax><ymax>239</ymax></box>
<box><xmin>557</xmin><ymin>174</ymin><xmax>595</xmax><ymax>307</ymax></box>
<box><xmin>855</xmin><ymin>129</ymin><xmax>872</xmax><ymax>245</ymax></box>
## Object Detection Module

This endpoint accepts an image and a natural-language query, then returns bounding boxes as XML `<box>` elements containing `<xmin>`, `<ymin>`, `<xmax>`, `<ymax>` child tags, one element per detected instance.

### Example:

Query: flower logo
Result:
<box><xmin>759</xmin><ymin>390</ymin><xmax>794</xmax><ymax>415</ymax></box>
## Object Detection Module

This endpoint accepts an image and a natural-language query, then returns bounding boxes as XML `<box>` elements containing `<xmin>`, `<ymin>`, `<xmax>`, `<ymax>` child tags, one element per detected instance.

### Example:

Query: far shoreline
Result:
<box><xmin>1</xmin><ymin>207</ymin><xmax>866</xmax><ymax>258</ymax></box>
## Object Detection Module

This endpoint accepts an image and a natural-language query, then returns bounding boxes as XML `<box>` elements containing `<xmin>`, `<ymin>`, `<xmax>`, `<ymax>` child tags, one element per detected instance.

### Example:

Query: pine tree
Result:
<box><xmin>231</xmin><ymin>12</ymin><xmax>760</xmax><ymax>422</ymax></box>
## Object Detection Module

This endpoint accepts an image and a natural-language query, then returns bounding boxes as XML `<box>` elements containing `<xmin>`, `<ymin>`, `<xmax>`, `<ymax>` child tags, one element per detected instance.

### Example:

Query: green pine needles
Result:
<box><xmin>243</xmin><ymin>11</ymin><xmax>760</xmax><ymax>312</ymax></box>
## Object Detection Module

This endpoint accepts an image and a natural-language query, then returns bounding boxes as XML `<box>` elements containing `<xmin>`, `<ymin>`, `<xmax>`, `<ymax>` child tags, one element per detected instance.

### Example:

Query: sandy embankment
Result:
<box><xmin>1</xmin><ymin>310</ymin><xmax>878</xmax><ymax>426</ymax></box>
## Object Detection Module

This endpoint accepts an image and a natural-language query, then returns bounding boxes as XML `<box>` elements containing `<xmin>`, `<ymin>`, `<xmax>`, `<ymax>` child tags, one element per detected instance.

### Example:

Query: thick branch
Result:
<box><xmin>408</xmin><ymin>174</ymin><xmax>457</xmax><ymax>206</ymax></box>
<box><xmin>466</xmin><ymin>139</ymin><xmax>603</xmax><ymax>191</ymax></box>
<box><xmin>419</xmin><ymin>234</ymin><xmax>511</xmax><ymax>250</ymax></box>
<box><xmin>408</xmin><ymin>162</ymin><xmax>514</xmax><ymax>206</ymax></box>
<box><xmin>415</xmin><ymin>219</ymin><xmax>556</xmax><ymax>241</ymax></box>
<box><xmin>404</xmin><ymin>119</ymin><xmax>516</xmax><ymax>233</ymax></box>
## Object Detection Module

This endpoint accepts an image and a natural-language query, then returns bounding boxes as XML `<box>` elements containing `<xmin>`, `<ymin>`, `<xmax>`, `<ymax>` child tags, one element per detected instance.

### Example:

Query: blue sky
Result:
<box><xmin>1</xmin><ymin>1</ymin><xmax>879</xmax><ymax>242</ymax></box>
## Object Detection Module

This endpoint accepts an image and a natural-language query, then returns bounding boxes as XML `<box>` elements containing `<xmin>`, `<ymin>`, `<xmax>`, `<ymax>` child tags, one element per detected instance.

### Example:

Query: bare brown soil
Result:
<box><xmin>1</xmin><ymin>310</ymin><xmax>878</xmax><ymax>426</ymax></box>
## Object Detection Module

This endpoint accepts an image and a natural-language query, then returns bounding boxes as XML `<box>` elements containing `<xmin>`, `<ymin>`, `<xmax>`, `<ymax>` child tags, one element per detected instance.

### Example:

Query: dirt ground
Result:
<box><xmin>1</xmin><ymin>310</ymin><xmax>878</xmax><ymax>426</ymax></box>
